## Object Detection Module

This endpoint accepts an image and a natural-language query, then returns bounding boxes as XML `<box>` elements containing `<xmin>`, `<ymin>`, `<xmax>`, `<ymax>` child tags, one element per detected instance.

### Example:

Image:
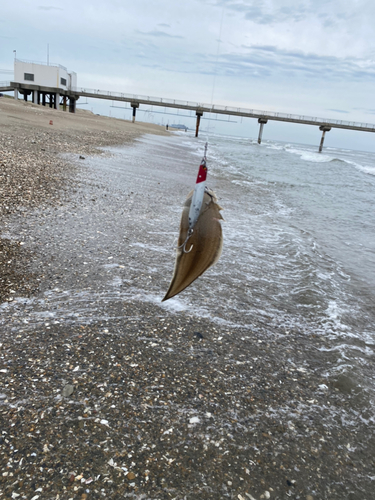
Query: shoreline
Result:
<box><xmin>0</xmin><ymin>97</ymin><xmax>169</xmax><ymax>303</ymax></box>
<box><xmin>0</xmin><ymin>102</ymin><xmax>373</xmax><ymax>499</ymax></box>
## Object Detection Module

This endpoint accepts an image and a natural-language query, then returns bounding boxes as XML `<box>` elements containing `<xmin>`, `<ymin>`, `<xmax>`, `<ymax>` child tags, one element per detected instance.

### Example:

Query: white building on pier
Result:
<box><xmin>14</xmin><ymin>59</ymin><xmax>77</xmax><ymax>90</ymax></box>
<box><xmin>12</xmin><ymin>58</ymin><xmax>78</xmax><ymax>111</ymax></box>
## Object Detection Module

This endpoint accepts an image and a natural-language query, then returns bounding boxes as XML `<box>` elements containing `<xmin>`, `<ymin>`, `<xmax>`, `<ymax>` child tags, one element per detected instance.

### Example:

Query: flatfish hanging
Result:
<box><xmin>162</xmin><ymin>146</ymin><xmax>223</xmax><ymax>301</ymax></box>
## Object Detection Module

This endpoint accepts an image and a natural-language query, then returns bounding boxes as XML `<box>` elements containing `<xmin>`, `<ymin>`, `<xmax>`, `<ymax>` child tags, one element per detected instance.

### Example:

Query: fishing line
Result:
<box><xmin>206</xmin><ymin>5</ymin><xmax>226</xmax><ymax>144</ymax></box>
<box><xmin>174</xmin><ymin>7</ymin><xmax>225</xmax><ymax>253</ymax></box>
<box><xmin>164</xmin><ymin>8</ymin><xmax>226</xmax><ymax>299</ymax></box>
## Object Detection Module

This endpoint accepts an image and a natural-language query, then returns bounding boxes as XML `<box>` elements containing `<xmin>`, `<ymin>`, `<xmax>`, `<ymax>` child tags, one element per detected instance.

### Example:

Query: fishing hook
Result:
<box><xmin>177</xmin><ymin>229</ymin><xmax>194</xmax><ymax>253</ymax></box>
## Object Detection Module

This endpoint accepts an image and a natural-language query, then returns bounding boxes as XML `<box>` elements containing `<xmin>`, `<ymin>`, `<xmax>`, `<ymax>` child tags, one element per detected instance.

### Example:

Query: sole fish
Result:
<box><xmin>162</xmin><ymin>188</ymin><xmax>223</xmax><ymax>301</ymax></box>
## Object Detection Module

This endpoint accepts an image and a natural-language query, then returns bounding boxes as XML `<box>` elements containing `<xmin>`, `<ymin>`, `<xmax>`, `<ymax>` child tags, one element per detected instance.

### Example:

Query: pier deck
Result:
<box><xmin>1</xmin><ymin>81</ymin><xmax>374</xmax><ymax>148</ymax></box>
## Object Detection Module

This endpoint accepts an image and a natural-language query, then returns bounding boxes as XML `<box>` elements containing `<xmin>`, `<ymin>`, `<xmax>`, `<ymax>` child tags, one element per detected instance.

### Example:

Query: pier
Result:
<box><xmin>1</xmin><ymin>81</ymin><xmax>375</xmax><ymax>151</ymax></box>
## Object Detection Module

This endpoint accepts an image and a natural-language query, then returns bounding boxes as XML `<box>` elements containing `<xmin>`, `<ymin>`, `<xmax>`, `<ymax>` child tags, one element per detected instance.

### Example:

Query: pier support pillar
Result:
<box><xmin>49</xmin><ymin>93</ymin><xmax>53</xmax><ymax>108</ymax></box>
<box><xmin>319</xmin><ymin>126</ymin><xmax>331</xmax><ymax>152</ymax></box>
<box><xmin>62</xmin><ymin>95</ymin><xmax>67</xmax><ymax>111</ymax></box>
<box><xmin>257</xmin><ymin>118</ymin><xmax>268</xmax><ymax>144</ymax></box>
<box><xmin>23</xmin><ymin>92</ymin><xmax>28</xmax><ymax>102</ymax></box>
<box><xmin>195</xmin><ymin>111</ymin><xmax>203</xmax><ymax>137</ymax></box>
<box><xmin>55</xmin><ymin>93</ymin><xmax>60</xmax><ymax>110</ymax></box>
<box><xmin>14</xmin><ymin>89</ymin><xmax>18</xmax><ymax>100</ymax></box>
<box><xmin>69</xmin><ymin>97</ymin><xmax>76</xmax><ymax>113</ymax></box>
<box><xmin>33</xmin><ymin>90</ymin><xmax>38</xmax><ymax>105</ymax></box>
<box><xmin>131</xmin><ymin>102</ymin><xmax>139</xmax><ymax>123</ymax></box>
<box><xmin>42</xmin><ymin>93</ymin><xmax>46</xmax><ymax>106</ymax></box>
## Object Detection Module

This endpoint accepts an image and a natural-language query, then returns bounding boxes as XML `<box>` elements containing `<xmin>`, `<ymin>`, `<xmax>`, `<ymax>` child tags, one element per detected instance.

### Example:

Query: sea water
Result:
<box><xmin>3</xmin><ymin>128</ymin><xmax>374</xmax><ymax>413</ymax></box>
<box><xmin>123</xmin><ymin>131</ymin><xmax>375</xmax><ymax>407</ymax></box>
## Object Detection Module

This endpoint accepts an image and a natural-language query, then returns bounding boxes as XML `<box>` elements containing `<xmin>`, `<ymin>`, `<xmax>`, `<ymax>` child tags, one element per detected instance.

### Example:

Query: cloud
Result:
<box><xmin>326</xmin><ymin>109</ymin><xmax>350</xmax><ymax>114</ymax></box>
<box><xmin>38</xmin><ymin>5</ymin><xmax>63</xmax><ymax>10</ymax></box>
<box><xmin>136</xmin><ymin>29</ymin><xmax>184</xmax><ymax>39</ymax></box>
<box><xmin>213</xmin><ymin>0</ymin><xmax>312</xmax><ymax>24</ymax></box>
<box><xmin>216</xmin><ymin>44</ymin><xmax>375</xmax><ymax>82</ymax></box>
<box><xmin>214</xmin><ymin>0</ymin><xmax>356</xmax><ymax>24</ymax></box>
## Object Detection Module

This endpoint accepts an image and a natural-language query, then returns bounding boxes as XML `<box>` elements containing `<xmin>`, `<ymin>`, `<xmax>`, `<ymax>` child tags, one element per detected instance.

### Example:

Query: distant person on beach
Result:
<box><xmin>166</xmin><ymin>124</ymin><xmax>169</xmax><ymax>130</ymax></box>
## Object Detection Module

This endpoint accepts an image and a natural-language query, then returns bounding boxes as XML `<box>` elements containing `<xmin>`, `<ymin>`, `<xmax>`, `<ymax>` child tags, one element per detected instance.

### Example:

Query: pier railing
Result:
<box><xmin>73</xmin><ymin>87</ymin><xmax>375</xmax><ymax>132</ymax></box>
<box><xmin>0</xmin><ymin>81</ymin><xmax>12</xmax><ymax>90</ymax></box>
<box><xmin>1</xmin><ymin>80</ymin><xmax>375</xmax><ymax>135</ymax></box>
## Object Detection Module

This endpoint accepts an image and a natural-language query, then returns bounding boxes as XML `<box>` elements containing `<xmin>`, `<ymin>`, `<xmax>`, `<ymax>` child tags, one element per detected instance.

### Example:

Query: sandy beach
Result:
<box><xmin>1</xmin><ymin>97</ymin><xmax>373</xmax><ymax>500</ymax></box>
<box><xmin>0</xmin><ymin>97</ymin><xmax>168</xmax><ymax>303</ymax></box>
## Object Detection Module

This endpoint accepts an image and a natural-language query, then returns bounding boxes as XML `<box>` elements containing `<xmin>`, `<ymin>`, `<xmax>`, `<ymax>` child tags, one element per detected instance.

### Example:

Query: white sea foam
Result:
<box><xmin>280</xmin><ymin>143</ymin><xmax>375</xmax><ymax>175</ymax></box>
<box><xmin>352</xmin><ymin>163</ymin><xmax>375</xmax><ymax>176</ymax></box>
<box><xmin>266</xmin><ymin>143</ymin><xmax>284</xmax><ymax>151</ymax></box>
<box><xmin>231</xmin><ymin>179</ymin><xmax>253</xmax><ymax>187</ymax></box>
<box><xmin>286</xmin><ymin>147</ymin><xmax>333</xmax><ymax>163</ymax></box>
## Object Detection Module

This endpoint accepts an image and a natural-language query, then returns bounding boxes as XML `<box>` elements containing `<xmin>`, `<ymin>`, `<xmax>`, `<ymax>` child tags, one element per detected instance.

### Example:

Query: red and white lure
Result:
<box><xmin>179</xmin><ymin>142</ymin><xmax>208</xmax><ymax>253</ymax></box>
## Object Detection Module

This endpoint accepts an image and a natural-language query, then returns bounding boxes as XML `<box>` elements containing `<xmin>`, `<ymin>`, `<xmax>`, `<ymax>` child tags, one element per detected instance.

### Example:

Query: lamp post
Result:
<box><xmin>13</xmin><ymin>50</ymin><xmax>16</xmax><ymax>61</ymax></box>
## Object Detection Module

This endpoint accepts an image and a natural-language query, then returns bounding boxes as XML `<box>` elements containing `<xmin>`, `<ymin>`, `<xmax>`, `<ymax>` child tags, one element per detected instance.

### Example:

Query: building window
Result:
<box><xmin>60</xmin><ymin>77</ymin><xmax>67</xmax><ymax>86</ymax></box>
<box><xmin>24</xmin><ymin>73</ymin><xmax>34</xmax><ymax>81</ymax></box>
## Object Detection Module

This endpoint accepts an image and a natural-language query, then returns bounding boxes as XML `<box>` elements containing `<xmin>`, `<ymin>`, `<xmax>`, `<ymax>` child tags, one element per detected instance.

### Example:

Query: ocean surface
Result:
<box><xmin>124</xmin><ymin>131</ymin><xmax>375</xmax><ymax>409</ymax></box>
<box><xmin>2</xmin><ymin>128</ymin><xmax>374</xmax><ymax>418</ymax></box>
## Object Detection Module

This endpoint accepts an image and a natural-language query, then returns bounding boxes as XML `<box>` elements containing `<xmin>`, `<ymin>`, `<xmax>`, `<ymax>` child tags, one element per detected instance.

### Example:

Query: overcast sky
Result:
<box><xmin>1</xmin><ymin>0</ymin><xmax>375</xmax><ymax>150</ymax></box>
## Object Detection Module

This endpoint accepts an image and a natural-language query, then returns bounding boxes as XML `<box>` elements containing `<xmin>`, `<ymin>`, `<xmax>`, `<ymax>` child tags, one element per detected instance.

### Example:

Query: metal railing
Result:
<box><xmin>73</xmin><ymin>87</ymin><xmax>375</xmax><ymax>131</ymax></box>
<box><xmin>14</xmin><ymin>58</ymin><xmax>68</xmax><ymax>72</ymax></box>
<box><xmin>75</xmin><ymin>87</ymin><xmax>200</xmax><ymax>108</ymax></box>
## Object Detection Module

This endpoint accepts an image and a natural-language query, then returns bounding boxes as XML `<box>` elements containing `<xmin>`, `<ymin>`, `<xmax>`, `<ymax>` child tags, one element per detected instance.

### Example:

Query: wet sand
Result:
<box><xmin>1</xmin><ymin>98</ymin><xmax>374</xmax><ymax>500</ymax></box>
<box><xmin>0</xmin><ymin>97</ymin><xmax>168</xmax><ymax>303</ymax></box>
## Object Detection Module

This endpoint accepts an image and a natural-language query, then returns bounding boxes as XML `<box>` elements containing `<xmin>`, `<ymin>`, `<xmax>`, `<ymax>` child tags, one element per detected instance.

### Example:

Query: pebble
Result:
<box><xmin>189</xmin><ymin>416</ymin><xmax>200</xmax><ymax>424</ymax></box>
<box><xmin>62</xmin><ymin>384</ymin><xmax>74</xmax><ymax>397</ymax></box>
